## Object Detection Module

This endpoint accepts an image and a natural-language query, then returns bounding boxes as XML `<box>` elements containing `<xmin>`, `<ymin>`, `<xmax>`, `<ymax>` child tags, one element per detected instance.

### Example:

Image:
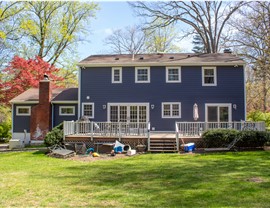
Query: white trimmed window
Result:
<box><xmin>135</xmin><ymin>67</ymin><xmax>150</xmax><ymax>83</ymax></box>
<box><xmin>205</xmin><ymin>103</ymin><xmax>231</xmax><ymax>122</ymax></box>
<box><xmin>202</xmin><ymin>66</ymin><xmax>217</xmax><ymax>86</ymax></box>
<box><xmin>166</xmin><ymin>67</ymin><xmax>181</xmax><ymax>83</ymax></box>
<box><xmin>59</xmin><ymin>106</ymin><xmax>75</xmax><ymax>116</ymax></box>
<box><xmin>82</xmin><ymin>103</ymin><xmax>94</xmax><ymax>118</ymax></box>
<box><xmin>16</xmin><ymin>106</ymin><xmax>31</xmax><ymax>116</ymax></box>
<box><xmin>112</xmin><ymin>67</ymin><xmax>122</xmax><ymax>83</ymax></box>
<box><xmin>162</xmin><ymin>102</ymin><xmax>181</xmax><ymax>118</ymax></box>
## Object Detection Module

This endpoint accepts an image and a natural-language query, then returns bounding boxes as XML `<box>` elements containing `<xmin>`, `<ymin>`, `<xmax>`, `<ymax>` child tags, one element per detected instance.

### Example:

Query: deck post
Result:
<box><xmin>175</xmin><ymin>122</ymin><xmax>179</xmax><ymax>152</ymax></box>
<box><xmin>147</xmin><ymin>122</ymin><xmax>150</xmax><ymax>151</ymax></box>
<box><xmin>90</xmin><ymin>121</ymin><xmax>93</xmax><ymax>141</ymax></box>
<box><xmin>119</xmin><ymin>122</ymin><xmax>121</xmax><ymax>141</ymax></box>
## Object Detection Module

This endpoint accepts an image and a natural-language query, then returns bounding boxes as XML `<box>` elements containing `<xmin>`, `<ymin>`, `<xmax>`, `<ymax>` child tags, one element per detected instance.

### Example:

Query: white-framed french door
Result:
<box><xmin>107</xmin><ymin>103</ymin><xmax>149</xmax><ymax>122</ymax></box>
<box><xmin>205</xmin><ymin>103</ymin><xmax>232</xmax><ymax>122</ymax></box>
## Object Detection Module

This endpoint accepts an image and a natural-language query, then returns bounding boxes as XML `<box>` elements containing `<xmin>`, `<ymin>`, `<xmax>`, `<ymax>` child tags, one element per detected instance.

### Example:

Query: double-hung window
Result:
<box><xmin>135</xmin><ymin>67</ymin><xmax>150</xmax><ymax>83</ymax></box>
<box><xmin>16</xmin><ymin>106</ymin><xmax>31</xmax><ymax>116</ymax></box>
<box><xmin>162</xmin><ymin>102</ymin><xmax>181</xmax><ymax>118</ymax></box>
<box><xmin>82</xmin><ymin>103</ymin><xmax>94</xmax><ymax>118</ymax></box>
<box><xmin>112</xmin><ymin>67</ymin><xmax>122</xmax><ymax>83</ymax></box>
<box><xmin>166</xmin><ymin>67</ymin><xmax>181</xmax><ymax>83</ymax></box>
<box><xmin>59</xmin><ymin>106</ymin><xmax>75</xmax><ymax>116</ymax></box>
<box><xmin>202</xmin><ymin>66</ymin><xmax>217</xmax><ymax>86</ymax></box>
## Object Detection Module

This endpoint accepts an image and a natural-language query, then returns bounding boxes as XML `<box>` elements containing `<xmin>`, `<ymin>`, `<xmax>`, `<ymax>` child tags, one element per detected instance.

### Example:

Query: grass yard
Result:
<box><xmin>0</xmin><ymin>151</ymin><xmax>270</xmax><ymax>207</ymax></box>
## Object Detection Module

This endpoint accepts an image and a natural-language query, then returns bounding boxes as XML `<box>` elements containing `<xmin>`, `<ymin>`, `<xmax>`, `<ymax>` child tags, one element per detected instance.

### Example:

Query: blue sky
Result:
<box><xmin>77</xmin><ymin>1</ymin><xmax>192</xmax><ymax>60</ymax></box>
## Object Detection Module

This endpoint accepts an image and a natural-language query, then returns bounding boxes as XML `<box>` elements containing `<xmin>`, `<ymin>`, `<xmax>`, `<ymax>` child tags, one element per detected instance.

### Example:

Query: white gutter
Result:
<box><xmin>78</xmin><ymin>66</ymin><xmax>81</xmax><ymax>119</ymax></box>
<box><xmin>77</xmin><ymin>62</ymin><xmax>245</xmax><ymax>68</ymax></box>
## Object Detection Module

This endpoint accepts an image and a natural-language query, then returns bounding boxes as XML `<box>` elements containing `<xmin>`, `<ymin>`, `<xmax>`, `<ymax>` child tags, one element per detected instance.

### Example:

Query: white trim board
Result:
<box><xmin>205</xmin><ymin>103</ymin><xmax>232</xmax><ymax>122</ymax></box>
<box><xmin>78</xmin><ymin>62</ymin><xmax>245</xmax><ymax>68</ymax></box>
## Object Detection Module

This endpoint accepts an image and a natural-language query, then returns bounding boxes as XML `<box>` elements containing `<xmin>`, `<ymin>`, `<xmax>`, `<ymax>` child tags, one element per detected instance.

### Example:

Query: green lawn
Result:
<box><xmin>0</xmin><ymin>151</ymin><xmax>270</xmax><ymax>207</ymax></box>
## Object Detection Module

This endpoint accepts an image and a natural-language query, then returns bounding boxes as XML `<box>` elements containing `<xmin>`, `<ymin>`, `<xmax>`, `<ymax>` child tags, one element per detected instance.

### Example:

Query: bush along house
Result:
<box><xmin>10</xmin><ymin>52</ymin><xmax>266</xmax><ymax>151</ymax></box>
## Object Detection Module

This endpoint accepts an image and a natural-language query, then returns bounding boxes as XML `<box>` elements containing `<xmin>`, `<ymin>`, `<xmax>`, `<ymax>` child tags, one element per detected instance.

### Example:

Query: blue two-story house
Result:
<box><xmin>77</xmin><ymin>53</ymin><xmax>246</xmax><ymax>131</ymax></box>
<box><xmin>10</xmin><ymin>52</ymin><xmax>246</xmax><ymax>143</ymax></box>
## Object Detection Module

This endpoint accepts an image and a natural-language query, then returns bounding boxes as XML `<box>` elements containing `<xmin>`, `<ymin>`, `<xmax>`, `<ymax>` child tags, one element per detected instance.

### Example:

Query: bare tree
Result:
<box><xmin>230</xmin><ymin>2</ymin><xmax>270</xmax><ymax>112</ymax></box>
<box><xmin>104</xmin><ymin>25</ymin><xmax>147</xmax><ymax>54</ymax></box>
<box><xmin>104</xmin><ymin>24</ymin><xmax>181</xmax><ymax>54</ymax></box>
<box><xmin>130</xmin><ymin>1</ymin><xmax>246</xmax><ymax>53</ymax></box>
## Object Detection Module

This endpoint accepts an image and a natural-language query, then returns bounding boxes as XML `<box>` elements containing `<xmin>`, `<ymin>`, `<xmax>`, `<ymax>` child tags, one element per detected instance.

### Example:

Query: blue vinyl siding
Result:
<box><xmin>53</xmin><ymin>104</ymin><xmax>78</xmax><ymax>127</ymax></box>
<box><xmin>80</xmin><ymin>66</ymin><xmax>245</xmax><ymax>131</ymax></box>
<box><xmin>13</xmin><ymin>104</ymin><xmax>36</xmax><ymax>132</ymax></box>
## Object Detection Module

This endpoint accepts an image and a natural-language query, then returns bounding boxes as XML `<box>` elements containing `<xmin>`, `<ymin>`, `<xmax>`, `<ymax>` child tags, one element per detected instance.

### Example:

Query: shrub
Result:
<box><xmin>44</xmin><ymin>123</ymin><xmax>63</xmax><ymax>147</ymax></box>
<box><xmin>237</xmin><ymin>130</ymin><xmax>267</xmax><ymax>147</ymax></box>
<box><xmin>202</xmin><ymin>128</ymin><xmax>270</xmax><ymax>148</ymax></box>
<box><xmin>0</xmin><ymin>120</ymin><xmax>12</xmax><ymax>143</ymax></box>
<box><xmin>202</xmin><ymin>129</ymin><xmax>239</xmax><ymax>148</ymax></box>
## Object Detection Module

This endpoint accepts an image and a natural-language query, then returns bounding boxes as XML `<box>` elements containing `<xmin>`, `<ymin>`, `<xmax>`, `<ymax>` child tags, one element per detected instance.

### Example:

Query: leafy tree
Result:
<box><xmin>0</xmin><ymin>56</ymin><xmax>64</xmax><ymax>105</ymax></box>
<box><xmin>145</xmin><ymin>23</ymin><xmax>180</xmax><ymax>53</ymax></box>
<box><xmin>130</xmin><ymin>1</ymin><xmax>246</xmax><ymax>53</ymax></box>
<box><xmin>0</xmin><ymin>105</ymin><xmax>11</xmax><ymax>142</ymax></box>
<box><xmin>0</xmin><ymin>1</ymin><xmax>24</xmax><ymax>67</ymax></box>
<box><xmin>18</xmin><ymin>1</ymin><xmax>98</xmax><ymax>66</ymax></box>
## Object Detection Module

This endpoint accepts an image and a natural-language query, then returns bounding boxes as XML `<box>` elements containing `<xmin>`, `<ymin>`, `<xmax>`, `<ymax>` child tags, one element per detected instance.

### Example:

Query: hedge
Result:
<box><xmin>202</xmin><ymin>129</ymin><xmax>270</xmax><ymax>148</ymax></box>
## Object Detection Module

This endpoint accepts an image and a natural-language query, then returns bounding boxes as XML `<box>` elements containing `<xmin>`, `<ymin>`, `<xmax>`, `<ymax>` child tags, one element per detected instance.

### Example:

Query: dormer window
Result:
<box><xmin>112</xmin><ymin>67</ymin><xmax>122</xmax><ymax>83</ymax></box>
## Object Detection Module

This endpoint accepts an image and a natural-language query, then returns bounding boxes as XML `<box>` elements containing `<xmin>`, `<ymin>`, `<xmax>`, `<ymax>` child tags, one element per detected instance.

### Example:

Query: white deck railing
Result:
<box><xmin>175</xmin><ymin>121</ymin><xmax>266</xmax><ymax>137</ymax></box>
<box><xmin>63</xmin><ymin>121</ymin><xmax>149</xmax><ymax>139</ymax></box>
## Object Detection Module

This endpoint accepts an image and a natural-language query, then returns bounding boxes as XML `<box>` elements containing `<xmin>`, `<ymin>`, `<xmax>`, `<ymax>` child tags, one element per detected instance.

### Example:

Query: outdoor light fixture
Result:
<box><xmin>86</xmin><ymin>96</ymin><xmax>90</xmax><ymax>100</ymax></box>
<box><xmin>233</xmin><ymin>104</ymin><xmax>237</xmax><ymax>110</ymax></box>
<box><xmin>103</xmin><ymin>105</ymin><xmax>107</xmax><ymax>109</ymax></box>
<box><xmin>151</xmin><ymin>104</ymin><xmax>155</xmax><ymax>109</ymax></box>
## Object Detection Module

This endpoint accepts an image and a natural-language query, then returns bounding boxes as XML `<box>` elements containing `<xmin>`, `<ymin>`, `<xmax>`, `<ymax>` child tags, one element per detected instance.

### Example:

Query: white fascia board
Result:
<box><xmin>10</xmin><ymin>101</ymin><xmax>38</xmax><ymax>104</ymax></box>
<box><xmin>77</xmin><ymin>62</ymin><xmax>245</xmax><ymax>68</ymax></box>
<box><xmin>51</xmin><ymin>101</ymin><xmax>78</xmax><ymax>104</ymax></box>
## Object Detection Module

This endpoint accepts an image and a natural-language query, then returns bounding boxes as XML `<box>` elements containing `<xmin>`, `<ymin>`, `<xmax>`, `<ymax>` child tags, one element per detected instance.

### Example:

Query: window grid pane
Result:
<box><xmin>168</xmin><ymin>69</ymin><xmax>179</xmax><ymax>81</ymax></box>
<box><xmin>61</xmin><ymin>108</ymin><xmax>74</xmax><ymax>115</ymax></box>
<box><xmin>114</xmin><ymin>69</ymin><xmax>120</xmax><ymax>82</ymax></box>
<box><xmin>18</xmin><ymin>108</ymin><xmax>29</xmax><ymax>114</ymax></box>
<box><xmin>163</xmin><ymin>104</ymin><xmax>171</xmax><ymax>116</ymax></box>
<box><xmin>204</xmin><ymin>68</ymin><xmax>214</xmax><ymax>84</ymax></box>
<box><xmin>110</xmin><ymin>106</ymin><xmax>118</xmax><ymax>122</ymax></box>
<box><xmin>137</xmin><ymin>69</ymin><xmax>148</xmax><ymax>81</ymax></box>
<box><xmin>84</xmin><ymin>105</ymin><xmax>92</xmax><ymax>117</ymax></box>
<box><xmin>172</xmin><ymin>104</ymin><xmax>179</xmax><ymax>116</ymax></box>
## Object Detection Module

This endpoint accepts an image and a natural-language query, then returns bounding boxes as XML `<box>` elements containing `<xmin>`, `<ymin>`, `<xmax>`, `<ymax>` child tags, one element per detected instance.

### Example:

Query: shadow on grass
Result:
<box><xmin>41</xmin><ymin>152</ymin><xmax>270</xmax><ymax>207</ymax></box>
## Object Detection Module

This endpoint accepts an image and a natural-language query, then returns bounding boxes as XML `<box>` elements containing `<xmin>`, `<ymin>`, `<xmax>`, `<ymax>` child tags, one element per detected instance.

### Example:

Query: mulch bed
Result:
<box><xmin>67</xmin><ymin>153</ymin><xmax>131</xmax><ymax>162</ymax></box>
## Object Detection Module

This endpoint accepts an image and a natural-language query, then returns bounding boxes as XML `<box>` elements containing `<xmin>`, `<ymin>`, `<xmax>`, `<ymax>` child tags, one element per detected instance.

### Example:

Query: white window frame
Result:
<box><xmin>112</xmin><ymin>67</ymin><xmax>122</xmax><ymax>83</ymax></box>
<box><xmin>135</xmin><ymin>67</ymin><xmax>150</xmax><ymax>83</ymax></box>
<box><xmin>162</xmin><ymin>102</ymin><xmax>181</xmax><ymax>118</ymax></box>
<box><xmin>166</xmin><ymin>66</ymin><xmax>181</xmax><ymax>83</ymax></box>
<box><xmin>82</xmin><ymin>102</ymin><xmax>94</xmax><ymax>119</ymax></box>
<box><xmin>107</xmin><ymin>103</ymin><xmax>149</xmax><ymax>122</ymax></box>
<box><xmin>59</xmin><ymin>106</ymin><xmax>75</xmax><ymax>116</ymax></box>
<box><xmin>202</xmin><ymin>66</ymin><xmax>217</xmax><ymax>86</ymax></box>
<box><xmin>16</xmin><ymin>106</ymin><xmax>31</xmax><ymax>116</ymax></box>
<box><xmin>205</xmin><ymin>103</ymin><xmax>232</xmax><ymax>122</ymax></box>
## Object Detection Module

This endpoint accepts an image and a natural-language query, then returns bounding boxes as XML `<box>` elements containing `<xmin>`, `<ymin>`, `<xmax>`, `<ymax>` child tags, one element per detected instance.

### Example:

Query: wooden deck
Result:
<box><xmin>64</xmin><ymin>132</ymin><xmax>203</xmax><ymax>153</ymax></box>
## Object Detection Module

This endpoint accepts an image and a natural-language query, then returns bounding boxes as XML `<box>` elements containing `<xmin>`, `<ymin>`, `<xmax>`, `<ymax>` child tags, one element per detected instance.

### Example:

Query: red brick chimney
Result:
<box><xmin>30</xmin><ymin>75</ymin><xmax>52</xmax><ymax>140</ymax></box>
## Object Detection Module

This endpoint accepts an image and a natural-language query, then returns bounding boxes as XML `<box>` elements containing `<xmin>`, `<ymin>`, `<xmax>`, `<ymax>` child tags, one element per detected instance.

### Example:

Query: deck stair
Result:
<box><xmin>149</xmin><ymin>138</ymin><xmax>177</xmax><ymax>152</ymax></box>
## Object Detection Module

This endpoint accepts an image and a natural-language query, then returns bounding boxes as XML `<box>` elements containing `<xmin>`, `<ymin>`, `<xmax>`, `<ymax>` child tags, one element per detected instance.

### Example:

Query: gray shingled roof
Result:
<box><xmin>78</xmin><ymin>53</ymin><xmax>245</xmax><ymax>67</ymax></box>
<box><xmin>10</xmin><ymin>88</ymin><xmax>78</xmax><ymax>103</ymax></box>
